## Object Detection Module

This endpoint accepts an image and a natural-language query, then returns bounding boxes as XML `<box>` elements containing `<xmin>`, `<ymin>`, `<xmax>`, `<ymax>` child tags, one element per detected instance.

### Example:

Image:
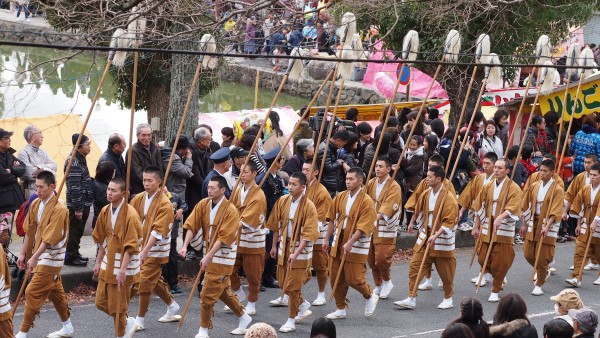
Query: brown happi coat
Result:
<box><xmin>365</xmin><ymin>177</ymin><xmax>402</xmax><ymax>245</ymax></box>
<box><xmin>412</xmin><ymin>186</ymin><xmax>458</xmax><ymax>257</ymax></box>
<box><xmin>521</xmin><ymin>180</ymin><xmax>563</xmax><ymax>245</ymax></box>
<box><xmin>130</xmin><ymin>192</ymin><xmax>174</xmax><ymax>264</ymax></box>
<box><xmin>230</xmin><ymin>183</ymin><xmax>267</xmax><ymax>254</ymax></box>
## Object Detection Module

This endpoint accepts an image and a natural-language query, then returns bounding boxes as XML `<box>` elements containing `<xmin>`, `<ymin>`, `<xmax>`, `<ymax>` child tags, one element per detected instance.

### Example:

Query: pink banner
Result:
<box><xmin>362</xmin><ymin>43</ymin><xmax>448</xmax><ymax>100</ymax></box>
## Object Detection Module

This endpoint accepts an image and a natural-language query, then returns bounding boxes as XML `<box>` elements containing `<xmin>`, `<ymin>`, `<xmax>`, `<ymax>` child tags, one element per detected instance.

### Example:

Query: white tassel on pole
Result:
<box><xmin>288</xmin><ymin>47</ymin><xmax>306</xmax><ymax>83</ymax></box>
<box><xmin>540</xmin><ymin>60</ymin><xmax>557</xmax><ymax>93</ymax></box>
<box><xmin>109</xmin><ymin>28</ymin><xmax>129</xmax><ymax>67</ymax></box>
<box><xmin>443</xmin><ymin>29</ymin><xmax>461</xmax><ymax>63</ymax></box>
<box><xmin>486</xmin><ymin>53</ymin><xmax>502</xmax><ymax>87</ymax></box>
<box><xmin>340</xmin><ymin>12</ymin><xmax>357</xmax><ymax>45</ymax></box>
<box><xmin>536</xmin><ymin>35</ymin><xmax>551</xmax><ymax>63</ymax></box>
<box><xmin>475</xmin><ymin>34</ymin><xmax>491</xmax><ymax>64</ymax></box>
<box><xmin>199</xmin><ymin>34</ymin><xmax>218</xmax><ymax>69</ymax></box>
<box><xmin>402</xmin><ymin>30</ymin><xmax>419</xmax><ymax>64</ymax></box>
<box><xmin>127</xmin><ymin>12</ymin><xmax>146</xmax><ymax>48</ymax></box>
<box><xmin>579</xmin><ymin>47</ymin><xmax>597</xmax><ymax>79</ymax></box>
<box><xmin>566</xmin><ymin>43</ymin><xmax>581</xmax><ymax>68</ymax></box>
<box><xmin>338</xmin><ymin>12</ymin><xmax>357</xmax><ymax>80</ymax></box>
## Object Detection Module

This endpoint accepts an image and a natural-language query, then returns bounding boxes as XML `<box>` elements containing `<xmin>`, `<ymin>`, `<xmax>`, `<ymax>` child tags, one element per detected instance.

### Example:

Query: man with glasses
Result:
<box><xmin>131</xmin><ymin>123</ymin><xmax>163</xmax><ymax>195</ymax></box>
<box><xmin>64</xmin><ymin>133</ymin><xmax>93</xmax><ymax>267</ymax></box>
<box><xmin>18</xmin><ymin>125</ymin><xmax>57</xmax><ymax>194</ymax></box>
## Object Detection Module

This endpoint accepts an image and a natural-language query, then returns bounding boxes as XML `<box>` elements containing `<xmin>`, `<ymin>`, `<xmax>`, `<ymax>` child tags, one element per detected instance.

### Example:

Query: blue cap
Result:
<box><xmin>209</xmin><ymin>147</ymin><xmax>230</xmax><ymax>164</ymax></box>
<box><xmin>263</xmin><ymin>147</ymin><xmax>281</xmax><ymax>161</ymax></box>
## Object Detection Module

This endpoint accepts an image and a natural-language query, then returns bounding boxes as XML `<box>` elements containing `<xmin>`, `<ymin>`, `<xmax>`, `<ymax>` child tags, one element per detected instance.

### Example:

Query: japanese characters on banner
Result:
<box><xmin>539</xmin><ymin>78</ymin><xmax>600</xmax><ymax>121</ymax></box>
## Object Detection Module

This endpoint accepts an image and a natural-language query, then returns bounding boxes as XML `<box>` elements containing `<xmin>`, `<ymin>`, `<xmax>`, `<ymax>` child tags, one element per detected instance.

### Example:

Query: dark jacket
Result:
<box><xmin>0</xmin><ymin>148</ymin><xmax>25</xmax><ymax>213</ymax></box>
<box><xmin>489</xmin><ymin>319</ymin><xmax>538</xmax><ymax>338</ymax></box>
<box><xmin>168</xmin><ymin>191</ymin><xmax>188</xmax><ymax>228</ymax></box>
<box><xmin>161</xmin><ymin>147</ymin><xmax>193</xmax><ymax>198</ymax></box>
<box><xmin>201</xmin><ymin>169</ymin><xmax>231</xmax><ymax>200</ymax></box>
<box><xmin>401</xmin><ymin>152</ymin><xmax>425</xmax><ymax>192</ymax></box>
<box><xmin>439</xmin><ymin>138</ymin><xmax>471</xmax><ymax>176</ymax></box>
<box><xmin>509</xmin><ymin>161</ymin><xmax>528</xmax><ymax>187</ymax></box>
<box><xmin>65</xmin><ymin>151</ymin><xmax>93</xmax><ymax>211</ymax></box>
<box><xmin>92</xmin><ymin>179</ymin><xmax>108</xmax><ymax>228</ymax></box>
<box><xmin>130</xmin><ymin>141</ymin><xmax>163</xmax><ymax>194</ymax></box>
<box><xmin>361</xmin><ymin>143</ymin><xmax>401</xmax><ymax>180</ymax></box>
<box><xmin>356</xmin><ymin>137</ymin><xmax>373</xmax><ymax>166</ymax></box>
<box><xmin>187</xmin><ymin>143</ymin><xmax>213</xmax><ymax>209</ymax></box>
<box><xmin>98</xmin><ymin>148</ymin><xmax>126</xmax><ymax>178</ymax></box>
<box><xmin>571</xmin><ymin>124</ymin><xmax>600</xmax><ymax>174</ymax></box>
<box><xmin>317</xmin><ymin>141</ymin><xmax>341</xmax><ymax>194</ymax></box>
<box><xmin>282</xmin><ymin>153</ymin><xmax>305</xmax><ymax>177</ymax></box>
<box><xmin>256</xmin><ymin>171</ymin><xmax>285</xmax><ymax>218</ymax></box>
<box><xmin>292</xmin><ymin>121</ymin><xmax>314</xmax><ymax>151</ymax></box>
<box><xmin>337</xmin><ymin>149</ymin><xmax>356</xmax><ymax>192</ymax></box>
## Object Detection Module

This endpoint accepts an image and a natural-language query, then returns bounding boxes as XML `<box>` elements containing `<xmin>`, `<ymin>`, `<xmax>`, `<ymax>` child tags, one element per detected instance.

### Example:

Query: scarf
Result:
<box><xmin>536</xmin><ymin>128</ymin><xmax>548</xmax><ymax>153</ymax></box>
<box><xmin>406</xmin><ymin>146</ymin><xmax>424</xmax><ymax>161</ymax></box>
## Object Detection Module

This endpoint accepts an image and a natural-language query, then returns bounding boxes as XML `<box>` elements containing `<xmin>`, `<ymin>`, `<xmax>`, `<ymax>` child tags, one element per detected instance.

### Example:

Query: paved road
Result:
<box><xmin>13</xmin><ymin>242</ymin><xmax>600</xmax><ymax>337</ymax></box>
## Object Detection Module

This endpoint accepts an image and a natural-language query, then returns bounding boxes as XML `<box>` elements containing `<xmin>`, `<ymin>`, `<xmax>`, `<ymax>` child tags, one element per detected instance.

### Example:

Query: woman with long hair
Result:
<box><xmin>441</xmin><ymin>323</ymin><xmax>475</xmax><ymax>338</ymax></box>
<box><xmin>490</xmin><ymin>294</ymin><xmax>538</xmax><ymax>338</ymax></box>
<box><xmin>263</xmin><ymin>111</ymin><xmax>292</xmax><ymax>160</ymax></box>
<box><xmin>452</xmin><ymin>298</ymin><xmax>490</xmax><ymax>338</ymax></box>
<box><xmin>423</xmin><ymin>134</ymin><xmax>439</xmax><ymax>176</ymax></box>
<box><xmin>479</xmin><ymin>120</ymin><xmax>504</xmax><ymax>159</ymax></box>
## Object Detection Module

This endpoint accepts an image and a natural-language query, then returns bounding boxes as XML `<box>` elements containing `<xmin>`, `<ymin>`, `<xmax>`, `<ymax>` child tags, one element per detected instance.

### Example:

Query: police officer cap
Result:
<box><xmin>263</xmin><ymin>147</ymin><xmax>281</xmax><ymax>161</ymax></box>
<box><xmin>210</xmin><ymin>147</ymin><xmax>230</xmax><ymax>164</ymax></box>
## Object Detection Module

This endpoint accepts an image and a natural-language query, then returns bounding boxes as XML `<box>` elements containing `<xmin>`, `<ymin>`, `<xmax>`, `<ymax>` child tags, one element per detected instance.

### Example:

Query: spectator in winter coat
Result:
<box><xmin>17</xmin><ymin>125</ymin><xmax>57</xmax><ymax>193</ymax></box>
<box><xmin>263</xmin><ymin>111</ymin><xmax>292</xmax><ymax>160</ymax></box>
<box><xmin>221</xmin><ymin>127</ymin><xmax>234</xmax><ymax>148</ymax></box>
<box><xmin>439</xmin><ymin>128</ymin><xmax>471</xmax><ymax>176</ymax></box>
<box><xmin>336</xmin><ymin>132</ymin><xmax>358</xmax><ymax>192</ymax></box>
<box><xmin>64</xmin><ymin>133</ymin><xmax>93</xmax><ymax>266</ymax></box>
<box><xmin>356</xmin><ymin>122</ymin><xmax>373</xmax><ymax>165</ymax></box>
<box><xmin>317</xmin><ymin>130</ymin><xmax>349</xmax><ymax>196</ymax></box>
<box><xmin>91</xmin><ymin>160</ymin><xmax>116</xmax><ymax>229</ymax></box>
<box><xmin>98</xmin><ymin>133</ymin><xmax>126</xmax><ymax>179</ymax></box>
<box><xmin>423</xmin><ymin>134</ymin><xmax>439</xmax><ymax>177</ymax></box>
<box><xmin>401</xmin><ymin>135</ymin><xmax>425</xmax><ymax>195</ymax></box>
<box><xmin>161</xmin><ymin>135</ymin><xmax>193</xmax><ymax>198</ymax></box>
<box><xmin>520</xmin><ymin>145</ymin><xmax>537</xmax><ymax>176</ymax></box>
<box><xmin>570</xmin><ymin>114</ymin><xmax>600</xmax><ymax>175</ymax></box>
<box><xmin>524</xmin><ymin>114</ymin><xmax>550</xmax><ymax>158</ymax></box>
<box><xmin>569</xmin><ymin>308</ymin><xmax>597</xmax><ymax>338</ymax></box>
<box><xmin>490</xmin><ymin>294</ymin><xmax>538</xmax><ymax>338</ymax></box>
<box><xmin>186</xmin><ymin>126</ymin><xmax>213</xmax><ymax>214</ymax></box>
<box><xmin>293</xmin><ymin>107</ymin><xmax>314</xmax><ymax>151</ymax></box>
<box><xmin>479</xmin><ymin>120</ymin><xmax>504</xmax><ymax>160</ymax></box>
<box><xmin>493</xmin><ymin>110</ymin><xmax>510</xmax><ymax>150</ymax></box>
<box><xmin>545</xmin><ymin>111</ymin><xmax>560</xmax><ymax>153</ymax></box>
<box><xmin>506</xmin><ymin>145</ymin><xmax>528</xmax><ymax>187</ymax></box>
<box><xmin>161</xmin><ymin>187</ymin><xmax>188</xmax><ymax>295</ymax></box>
<box><xmin>282</xmin><ymin>138</ymin><xmax>314</xmax><ymax>176</ymax></box>
<box><xmin>130</xmin><ymin>123</ymin><xmax>163</xmax><ymax>194</ymax></box>
<box><xmin>0</xmin><ymin>128</ymin><xmax>26</xmax><ymax>227</ymax></box>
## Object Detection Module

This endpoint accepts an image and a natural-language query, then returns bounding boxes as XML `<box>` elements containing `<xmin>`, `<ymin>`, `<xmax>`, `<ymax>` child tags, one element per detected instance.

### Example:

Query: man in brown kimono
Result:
<box><xmin>567</xmin><ymin>162</ymin><xmax>600</xmax><ymax>287</ymax></box>
<box><xmin>131</xmin><ymin>166</ymin><xmax>180</xmax><ymax>330</ymax></box>
<box><xmin>267</xmin><ymin>172</ymin><xmax>319</xmax><ymax>332</ymax></box>
<box><xmin>229</xmin><ymin>161</ymin><xmax>267</xmax><ymax>315</ymax></box>
<box><xmin>301</xmin><ymin>160</ymin><xmax>332</xmax><ymax>306</ymax></box>
<box><xmin>181</xmin><ymin>175</ymin><xmax>252</xmax><ymax>338</ymax></box>
<box><xmin>520</xmin><ymin>159</ymin><xmax>563</xmax><ymax>296</ymax></box>
<box><xmin>0</xmin><ymin>235</ymin><xmax>12</xmax><ymax>337</ymax></box>
<box><xmin>323</xmin><ymin>168</ymin><xmax>379</xmax><ymax>320</ymax></box>
<box><xmin>16</xmin><ymin>170</ymin><xmax>74</xmax><ymax>338</ymax></box>
<box><xmin>93</xmin><ymin>177</ymin><xmax>141</xmax><ymax>337</ymax></box>
<box><xmin>472</xmin><ymin>158</ymin><xmax>523</xmax><ymax>302</ymax></box>
<box><xmin>365</xmin><ymin>157</ymin><xmax>402</xmax><ymax>299</ymax></box>
<box><xmin>395</xmin><ymin>165</ymin><xmax>458</xmax><ymax>310</ymax></box>
<box><xmin>522</xmin><ymin>154</ymin><xmax>564</xmax><ymax>192</ymax></box>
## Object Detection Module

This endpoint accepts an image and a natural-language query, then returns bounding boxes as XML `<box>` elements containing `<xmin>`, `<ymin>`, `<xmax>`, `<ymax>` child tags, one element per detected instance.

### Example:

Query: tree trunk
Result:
<box><xmin>166</xmin><ymin>40</ymin><xmax>200</xmax><ymax>144</ymax></box>
<box><xmin>145</xmin><ymin>82</ymin><xmax>171</xmax><ymax>143</ymax></box>
<box><xmin>442</xmin><ymin>66</ymin><xmax>484</xmax><ymax>128</ymax></box>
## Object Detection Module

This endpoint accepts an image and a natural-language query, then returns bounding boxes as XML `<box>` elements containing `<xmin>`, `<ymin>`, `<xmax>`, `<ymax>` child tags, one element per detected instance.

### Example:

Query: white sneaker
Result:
<box><xmin>125</xmin><ymin>317</ymin><xmax>137</xmax><ymax>338</ymax></box>
<box><xmin>594</xmin><ymin>276</ymin><xmax>600</xmax><ymax>285</ymax></box>
<box><xmin>438</xmin><ymin>280</ymin><xmax>444</xmax><ymax>289</ymax></box>
<box><xmin>224</xmin><ymin>304</ymin><xmax>232</xmax><ymax>312</ymax></box>
<box><xmin>234</xmin><ymin>289</ymin><xmax>247</xmax><ymax>303</ymax></box>
<box><xmin>25</xmin><ymin>19</ymin><xmax>30</xmax><ymax>22</ymax></box>
<box><xmin>584</xmin><ymin>263</ymin><xmax>600</xmax><ymax>271</ymax></box>
<box><xmin>325</xmin><ymin>309</ymin><xmax>346</xmax><ymax>320</ymax></box>
<box><xmin>230</xmin><ymin>313</ymin><xmax>252</xmax><ymax>335</ymax></box>
<box><xmin>532</xmin><ymin>286</ymin><xmax>544</xmax><ymax>296</ymax></box>
<box><xmin>134</xmin><ymin>316</ymin><xmax>145</xmax><ymax>331</ymax></box>
<box><xmin>46</xmin><ymin>322</ymin><xmax>74</xmax><ymax>338</ymax></box>
<box><xmin>373</xmin><ymin>285</ymin><xmax>381</xmax><ymax>295</ymax></box>
<box><xmin>312</xmin><ymin>292</ymin><xmax>327</xmax><ymax>306</ymax></box>
<box><xmin>279</xmin><ymin>318</ymin><xmax>296</xmax><ymax>333</ymax></box>
<box><xmin>566</xmin><ymin>278</ymin><xmax>581</xmax><ymax>287</ymax></box>
<box><xmin>471</xmin><ymin>273</ymin><xmax>481</xmax><ymax>283</ymax></box>
<box><xmin>15</xmin><ymin>332</ymin><xmax>27</xmax><ymax>338</ymax></box>
<box><xmin>394</xmin><ymin>297</ymin><xmax>416</xmax><ymax>309</ymax></box>
<box><xmin>295</xmin><ymin>301</ymin><xmax>312</xmax><ymax>323</ymax></box>
<box><xmin>195</xmin><ymin>327</ymin><xmax>209</xmax><ymax>338</ymax></box>
<box><xmin>158</xmin><ymin>302</ymin><xmax>181</xmax><ymax>322</ymax></box>
<box><xmin>380</xmin><ymin>280</ymin><xmax>394</xmax><ymax>299</ymax></box>
<box><xmin>437</xmin><ymin>298</ymin><xmax>453</xmax><ymax>309</ymax></box>
<box><xmin>245</xmin><ymin>302</ymin><xmax>256</xmax><ymax>316</ymax></box>
<box><xmin>488</xmin><ymin>292</ymin><xmax>500</xmax><ymax>303</ymax></box>
<box><xmin>418</xmin><ymin>278</ymin><xmax>433</xmax><ymax>290</ymax></box>
<box><xmin>570</xmin><ymin>265</ymin><xmax>575</xmax><ymax>270</ymax></box>
<box><xmin>269</xmin><ymin>295</ymin><xmax>289</xmax><ymax>306</ymax></box>
<box><xmin>533</xmin><ymin>273</ymin><xmax>537</xmax><ymax>281</ymax></box>
<box><xmin>365</xmin><ymin>293</ymin><xmax>379</xmax><ymax>316</ymax></box>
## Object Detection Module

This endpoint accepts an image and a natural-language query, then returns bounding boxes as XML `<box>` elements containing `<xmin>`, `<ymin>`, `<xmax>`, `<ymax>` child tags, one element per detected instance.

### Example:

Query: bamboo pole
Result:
<box><xmin>557</xmin><ymin>73</ymin><xmax>586</xmax><ymax>173</ymax></box>
<box><xmin>317</xmin><ymin>80</ymin><xmax>345</xmax><ymax>182</ymax></box>
<box><xmin>254</xmin><ymin>69</ymin><xmax>260</xmax><ymax>109</ymax></box>
<box><xmin>555</xmin><ymin>69</ymin><xmax>573</xmax><ymax>155</ymax></box>
<box><xmin>309</xmin><ymin>67</ymin><xmax>338</xmax><ymax>175</ymax></box>
<box><xmin>578</xmin><ymin>225</ymin><xmax>594</xmax><ymax>281</ymax></box>
<box><xmin>279</xmin><ymin>198</ymin><xmax>304</xmax><ymax>299</ymax></box>
<box><xmin>530</xmin><ymin>184</ymin><xmax>557</xmax><ymax>284</ymax></box>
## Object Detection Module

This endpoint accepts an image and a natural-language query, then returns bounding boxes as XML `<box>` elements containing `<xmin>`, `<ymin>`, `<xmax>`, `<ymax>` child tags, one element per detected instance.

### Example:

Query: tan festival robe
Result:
<box><xmin>458</xmin><ymin>173</ymin><xmax>492</xmax><ymax>209</ymax></box>
<box><xmin>472</xmin><ymin>177</ymin><xmax>523</xmax><ymax>244</ymax></box>
<box><xmin>23</xmin><ymin>195</ymin><xmax>69</xmax><ymax>274</ymax></box>
<box><xmin>521</xmin><ymin>180</ymin><xmax>563</xmax><ymax>245</ymax></box>
<box><xmin>565</xmin><ymin>172</ymin><xmax>589</xmax><ymax>204</ymax></box>
<box><xmin>130</xmin><ymin>192</ymin><xmax>174</xmax><ymax>265</ymax></box>
<box><xmin>327</xmin><ymin>189</ymin><xmax>377</xmax><ymax>264</ymax></box>
<box><xmin>571</xmin><ymin>185</ymin><xmax>600</xmax><ymax>246</ymax></box>
<box><xmin>93</xmin><ymin>202</ymin><xmax>142</xmax><ymax>285</ymax></box>
<box><xmin>365</xmin><ymin>176</ymin><xmax>402</xmax><ymax>245</ymax></box>
<box><xmin>230</xmin><ymin>183</ymin><xmax>267</xmax><ymax>254</ymax></box>
<box><xmin>412</xmin><ymin>186</ymin><xmax>458</xmax><ymax>257</ymax></box>
<box><xmin>267</xmin><ymin>194</ymin><xmax>319</xmax><ymax>269</ymax></box>
<box><xmin>405</xmin><ymin>178</ymin><xmax>455</xmax><ymax>212</ymax></box>
<box><xmin>522</xmin><ymin>172</ymin><xmax>564</xmax><ymax>194</ymax></box>
<box><xmin>183</xmin><ymin>197</ymin><xmax>240</xmax><ymax>276</ymax></box>
<box><xmin>306</xmin><ymin>180</ymin><xmax>333</xmax><ymax>246</ymax></box>
<box><xmin>0</xmin><ymin>248</ymin><xmax>11</xmax><ymax>322</ymax></box>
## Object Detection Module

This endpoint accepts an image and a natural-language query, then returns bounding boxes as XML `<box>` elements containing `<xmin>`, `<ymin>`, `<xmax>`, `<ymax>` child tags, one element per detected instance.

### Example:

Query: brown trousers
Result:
<box><xmin>312</xmin><ymin>245</ymin><xmax>328</xmax><ymax>292</ymax></box>
<box><xmin>138</xmin><ymin>262</ymin><xmax>174</xmax><ymax>317</ymax></box>
<box><xmin>329</xmin><ymin>256</ymin><xmax>373</xmax><ymax>310</ymax></box>
<box><xmin>571</xmin><ymin>240</ymin><xmax>600</xmax><ymax>279</ymax></box>
<box><xmin>96</xmin><ymin>279</ymin><xmax>132</xmax><ymax>336</ymax></box>
<box><xmin>477</xmin><ymin>242</ymin><xmax>515</xmax><ymax>293</ymax></box>
<box><xmin>21</xmin><ymin>272</ymin><xmax>70</xmax><ymax>333</ymax></box>
<box><xmin>230</xmin><ymin>253</ymin><xmax>265</xmax><ymax>303</ymax></box>
<box><xmin>200</xmin><ymin>272</ymin><xmax>244</xmax><ymax>329</ymax></box>
<box><xmin>367</xmin><ymin>242</ymin><xmax>395</xmax><ymax>286</ymax></box>
<box><xmin>523</xmin><ymin>239</ymin><xmax>555</xmax><ymax>287</ymax></box>
<box><xmin>408</xmin><ymin>249</ymin><xmax>456</xmax><ymax>298</ymax></box>
<box><xmin>277</xmin><ymin>265</ymin><xmax>309</xmax><ymax>318</ymax></box>
<box><xmin>0</xmin><ymin>318</ymin><xmax>12</xmax><ymax>338</ymax></box>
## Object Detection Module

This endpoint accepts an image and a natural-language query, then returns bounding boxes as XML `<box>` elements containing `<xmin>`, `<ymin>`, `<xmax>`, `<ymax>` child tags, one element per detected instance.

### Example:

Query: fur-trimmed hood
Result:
<box><xmin>490</xmin><ymin>319</ymin><xmax>537</xmax><ymax>338</ymax></box>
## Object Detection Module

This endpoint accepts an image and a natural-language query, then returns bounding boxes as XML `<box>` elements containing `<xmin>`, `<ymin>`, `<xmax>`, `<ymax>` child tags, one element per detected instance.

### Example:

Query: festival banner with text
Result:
<box><xmin>539</xmin><ymin>79</ymin><xmax>600</xmax><ymax>121</ymax></box>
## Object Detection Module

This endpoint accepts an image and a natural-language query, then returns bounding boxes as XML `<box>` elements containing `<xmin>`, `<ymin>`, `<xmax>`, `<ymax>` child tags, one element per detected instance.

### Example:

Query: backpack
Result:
<box><xmin>15</xmin><ymin>200</ymin><xmax>30</xmax><ymax>237</ymax></box>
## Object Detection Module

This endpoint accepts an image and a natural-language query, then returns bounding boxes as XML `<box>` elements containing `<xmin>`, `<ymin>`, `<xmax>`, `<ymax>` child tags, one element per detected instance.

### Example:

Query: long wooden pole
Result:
<box><xmin>317</xmin><ymin>80</ymin><xmax>345</xmax><ymax>182</ymax></box>
<box><xmin>530</xmin><ymin>185</ymin><xmax>557</xmax><ymax>284</ymax></box>
<box><xmin>506</xmin><ymin>71</ymin><xmax>535</xmax><ymax>148</ymax></box>
<box><xmin>557</xmin><ymin>74</ymin><xmax>586</xmax><ymax>173</ymax></box>
<box><xmin>254</xmin><ymin>69</ymin><xmax>260</xmax><ymax>109</ymax></box>
<box><xmin>578</xmin><ymin>226</ymin><xmax>594</xmax><ymax>281</ymax></box>
<box><xmin>555</xmin><ymin>69</ymin><xmax>573</xmax><ymax>155</ymax></box>
<box><xmin>279</xmin><ymin>198</ymin><xmax>304</xmax><ymax>299</ymax></box>
<box><xmin>309</xmin><ymin>67</ymin><xmax>338</xmax><ymax>174</ymax></box>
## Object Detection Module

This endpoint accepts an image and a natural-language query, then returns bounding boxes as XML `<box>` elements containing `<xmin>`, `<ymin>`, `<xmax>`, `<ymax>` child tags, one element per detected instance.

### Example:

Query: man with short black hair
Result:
<box><xmin>506</xmin><ymin>145</ymin><xmax>528</xmax><ymax>187</ymax></box>
<box><xmin>356</xmin><ymin>122</ymin><xmax>373</xmax><ymax>165</ymax></box>
<box><xmin>98</xmin><ymin>133</ymin><xmax>126</xmax><ymax>178</ymax></box>
<box><xmin>543</xmin><ymin>318</ymin><xmax>574</xmax><ymax>338</ymax></box>
<box><xmin>317</xmin><ymin>129</ymin><xmax>350</xmax><ymax>196</ymax></box>
<box><xmin>161</xmin><ymin>135</ymin><xmax>193</xmax><ymax>198</ymax></box>
<box><xmin>202</xmin><ymin>147</ymin><xmax>232</xmax><ymax>199</ymax></box>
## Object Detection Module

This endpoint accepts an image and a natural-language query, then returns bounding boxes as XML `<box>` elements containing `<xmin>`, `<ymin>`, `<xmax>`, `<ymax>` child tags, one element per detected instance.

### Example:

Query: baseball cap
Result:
<box><xmin>569</xmin><ymin>308</ymin><xmax>598</xmax><ymax>332</ymax></box>
<box><xmin>0</xmin><ymin>128</ymin><xmax>13</xmax><ymax>139</ymax></box>
<box><xmin>230</xmin><ymin>147</ymin><xmax>249</xmax><ymax>159</ymax></box>
<box><xmin>550</xmin><ymin>289</ymin><xmax>584</xmax><ymax>310</ymax></box>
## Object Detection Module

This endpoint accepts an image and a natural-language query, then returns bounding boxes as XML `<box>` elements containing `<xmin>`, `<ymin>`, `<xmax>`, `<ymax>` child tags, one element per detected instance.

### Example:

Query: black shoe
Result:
<box><xmin>78</xmin><ymin>255</ymin><xmax>89</xmax><ymax>262</ymax></box>
<box><xmin>259</xmin><ymin>284</ymin><xmax>266</xmax><ymax>292</ymax></box>
<box><xmin>170</xmin><ymin>286</ymin><xmax>182</xmax><ymax>294</ymax></box>
<box><xmin>262</xmin><ymin>279</ymin><xmax>279</xmax><ymax>288</ymax></box>
<box><xmin>65</xmin><ymin>257</ymin><xmax>87</xmax><ymax>267</ymax></box>
<box><xmin>186</xmin><ymin>251</ymin><xmax>198</xmax><ymax>260</ymax></box>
